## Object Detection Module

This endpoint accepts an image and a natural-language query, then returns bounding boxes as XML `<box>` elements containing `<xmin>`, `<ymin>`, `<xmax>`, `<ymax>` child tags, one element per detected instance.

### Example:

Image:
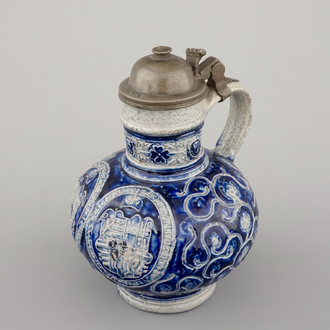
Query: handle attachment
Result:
<box><xmin>198</xmin><ymin>56</ymin><xmax>252</xmax><ymax>161</ymax></box>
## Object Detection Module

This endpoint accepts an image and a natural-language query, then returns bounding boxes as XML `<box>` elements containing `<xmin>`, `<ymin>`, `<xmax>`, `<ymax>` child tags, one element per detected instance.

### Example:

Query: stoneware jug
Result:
<box><xmin>71</xmin><ymin>46</ymin><xmax>259</xmax><ymax>313</ymax></box>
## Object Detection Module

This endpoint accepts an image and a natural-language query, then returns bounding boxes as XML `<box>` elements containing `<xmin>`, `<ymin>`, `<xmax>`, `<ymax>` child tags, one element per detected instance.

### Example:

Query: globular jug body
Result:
<box><xmin>71</xmin><ymin>46</ymin><xmax>259</xmax><ymax>313</ymax></box>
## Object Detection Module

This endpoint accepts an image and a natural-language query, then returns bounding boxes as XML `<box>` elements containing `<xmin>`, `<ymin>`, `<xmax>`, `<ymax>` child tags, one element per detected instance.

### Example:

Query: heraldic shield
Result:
<box><xmin>95</xmin><ymin>208</ymin><xmax>157</xmax><ymax>279</ymax></box>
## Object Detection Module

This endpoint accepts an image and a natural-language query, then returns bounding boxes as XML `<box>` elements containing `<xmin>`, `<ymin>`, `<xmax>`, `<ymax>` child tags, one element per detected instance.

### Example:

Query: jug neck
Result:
<box><xmin>120</xmin><ymin>101</ymin><xmax>207</xmax><ymax>137</ymax></box>
<box><xmin>124</xmin><ymin>124</ymin><xmax>205</xmax><ymax>173</ymax></box>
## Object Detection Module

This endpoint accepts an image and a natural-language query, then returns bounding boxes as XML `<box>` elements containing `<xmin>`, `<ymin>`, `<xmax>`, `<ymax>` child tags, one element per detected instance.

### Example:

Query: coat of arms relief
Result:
<box><xmin>95</xmin><ymin>194</ymin><xmax>157</xmax><ymax>279</ymax></box>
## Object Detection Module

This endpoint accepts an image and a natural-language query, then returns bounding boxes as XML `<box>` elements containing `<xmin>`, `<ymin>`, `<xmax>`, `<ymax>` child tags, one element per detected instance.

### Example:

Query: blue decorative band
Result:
<box><xmin>124</xmin><ymin>127</ymin><xmax>204</xmax><ymax>172</ymax></box>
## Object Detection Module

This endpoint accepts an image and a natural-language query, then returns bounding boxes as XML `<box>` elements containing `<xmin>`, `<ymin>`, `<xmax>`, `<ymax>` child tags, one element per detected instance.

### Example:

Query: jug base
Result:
<box><xmin>117</xmin><ymin>284</ymin><xmax>216</xmax><ymax>314</ymax></box>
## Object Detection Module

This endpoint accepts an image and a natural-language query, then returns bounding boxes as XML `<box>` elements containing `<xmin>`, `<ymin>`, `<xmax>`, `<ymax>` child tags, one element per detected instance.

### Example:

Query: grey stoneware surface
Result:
<box><xmin>1</xmin><ymin>1</ymin><xmax>329</xmax><ymax>329</ymax></box>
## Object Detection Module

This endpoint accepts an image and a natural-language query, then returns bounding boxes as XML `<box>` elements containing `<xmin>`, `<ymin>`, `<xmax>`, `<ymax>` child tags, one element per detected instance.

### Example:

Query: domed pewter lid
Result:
<box><xmin>119</xmin><ymin>46</ymin><xmax>209</xmax><ymax>110</ymax></box>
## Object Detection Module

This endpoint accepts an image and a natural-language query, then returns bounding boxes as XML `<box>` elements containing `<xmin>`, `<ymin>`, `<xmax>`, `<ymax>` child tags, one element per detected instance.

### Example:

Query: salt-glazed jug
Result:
<box><xmin>71</xmin><ymin>46</ymin><xmax>259</xmax><ymax>313</ymax></box>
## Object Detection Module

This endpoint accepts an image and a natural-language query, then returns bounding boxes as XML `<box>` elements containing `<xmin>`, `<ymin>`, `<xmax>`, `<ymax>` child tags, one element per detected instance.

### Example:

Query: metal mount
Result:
<box><xmin>185</xmin><ymin>49</ymin><xmax>239</xmax><ymax>102</ymax></box>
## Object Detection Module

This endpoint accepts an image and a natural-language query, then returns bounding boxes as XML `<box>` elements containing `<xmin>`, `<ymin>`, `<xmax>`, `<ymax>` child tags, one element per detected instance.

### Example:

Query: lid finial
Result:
<box><xmin>152</xmin><ymin>46</ymin><xmax>172</xmax><ymax>55</ymax></box>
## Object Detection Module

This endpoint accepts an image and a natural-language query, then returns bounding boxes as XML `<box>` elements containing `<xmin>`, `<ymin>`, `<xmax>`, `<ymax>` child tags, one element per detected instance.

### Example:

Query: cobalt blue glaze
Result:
<box><xmin>71</xmin><ymin>147</ymin><xmax>258</xmax><ymax>299</ymax></box>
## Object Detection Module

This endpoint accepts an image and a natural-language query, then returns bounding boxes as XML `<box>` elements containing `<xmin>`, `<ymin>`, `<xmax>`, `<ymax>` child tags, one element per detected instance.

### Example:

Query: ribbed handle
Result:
<box><xmin>214</xmin><ymin>82</ymin><xmax>252</xmax><ymax>160</ymax></box>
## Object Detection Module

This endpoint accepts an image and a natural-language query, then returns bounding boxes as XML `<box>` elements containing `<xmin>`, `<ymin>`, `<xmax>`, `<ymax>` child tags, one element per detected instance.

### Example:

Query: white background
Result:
<box><xmin>1</xmin><ymin>1</ymin><xmax>329</xmax><ymax>329</ymax></box>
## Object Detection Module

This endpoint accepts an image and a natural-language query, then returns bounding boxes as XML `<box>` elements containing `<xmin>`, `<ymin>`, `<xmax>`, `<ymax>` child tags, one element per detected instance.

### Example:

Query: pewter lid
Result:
<box><xmin>118</xmin><ymin>46</ymin><xmax>208</xmax><ymax>110</ymax></box>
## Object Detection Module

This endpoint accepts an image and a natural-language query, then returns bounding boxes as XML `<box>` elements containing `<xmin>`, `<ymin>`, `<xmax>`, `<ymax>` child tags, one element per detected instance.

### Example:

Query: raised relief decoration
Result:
<box><xmin>70</xmin><ymin>161</ymin><xmax>110</xmax><ymax>250</ymax></box>
<box><xmin>124</xmin><ymin>130</ymin><xmax>203</xmax><ymax>170</ymax></box>
<box><xmin>95</xmin><ymin>208</ymin><xmax>157</xmax><ymax>279</ymax></box>
<box><xmin>85</xmin><ymin>186</ymin><xmax>176</xmax><ymax>287</ymax></box>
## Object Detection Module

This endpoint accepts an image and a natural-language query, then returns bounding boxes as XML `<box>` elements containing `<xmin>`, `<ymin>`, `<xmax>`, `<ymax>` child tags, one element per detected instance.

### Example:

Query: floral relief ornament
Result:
<box><xmin>149</xmin><ymin>144</ymin><xmax>171</xmax><ymax>164</ymax></box>
<box><xmin>126</xmin><ymin>136</ymin><xmax>137</xmax><ymax>157</ymax></box>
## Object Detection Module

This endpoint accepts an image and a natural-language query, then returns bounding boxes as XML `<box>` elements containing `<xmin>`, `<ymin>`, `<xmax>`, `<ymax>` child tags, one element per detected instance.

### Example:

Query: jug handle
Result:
<box><xmin>197</xmin><ymin>54</ymin><xmax>252</xmax><ymax>161</ymax></box>
<box><xmin>212</xmin><ymin>81</ymin><xmax>252</xmax><ymax>161</ymax></box>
